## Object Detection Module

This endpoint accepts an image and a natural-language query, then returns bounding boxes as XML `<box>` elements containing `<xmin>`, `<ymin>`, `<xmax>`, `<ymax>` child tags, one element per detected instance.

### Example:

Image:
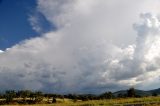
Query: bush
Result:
<box><xmin>5</xmin><ymin>90</ymin><xmax>16</xmax><ymax>104</ymax></box>
<box><xmin>52</xmin><ymin>98</ymin><xmax>56</xmax><ymax>103</ymax></box>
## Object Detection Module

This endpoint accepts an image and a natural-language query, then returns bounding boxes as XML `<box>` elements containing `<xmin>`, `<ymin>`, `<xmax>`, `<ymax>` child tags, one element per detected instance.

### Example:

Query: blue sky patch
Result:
<box><xmin>0</xmin><ymin>0</ymin><xmax>53</xmax><ymax>50</ymax></box>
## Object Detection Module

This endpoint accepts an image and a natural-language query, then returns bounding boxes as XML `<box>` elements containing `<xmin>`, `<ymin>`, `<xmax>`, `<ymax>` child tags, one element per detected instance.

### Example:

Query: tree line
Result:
<box><xmin>0</xmin><ymin>88</ymin><xmax>158</xmax><ymax>105</ymax></box>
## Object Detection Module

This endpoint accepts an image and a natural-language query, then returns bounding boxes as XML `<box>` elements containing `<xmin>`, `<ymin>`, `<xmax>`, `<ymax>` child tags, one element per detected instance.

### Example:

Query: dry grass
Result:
<box><xmin>1</xmin><ymin>96</ymin><xmax>160</xmax><ymax>106</ymax></box>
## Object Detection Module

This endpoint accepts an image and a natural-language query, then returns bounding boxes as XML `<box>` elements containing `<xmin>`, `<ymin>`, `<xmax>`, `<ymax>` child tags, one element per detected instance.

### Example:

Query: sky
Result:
<box><xmin>0</xmin><ymin>0</ymin><xmax>160</xmax><ymax>94</ymax></box>
<box><xmin>0</xmin><ymin>0</ymin><xmax>52</xmax><ymax>50</ymax></box>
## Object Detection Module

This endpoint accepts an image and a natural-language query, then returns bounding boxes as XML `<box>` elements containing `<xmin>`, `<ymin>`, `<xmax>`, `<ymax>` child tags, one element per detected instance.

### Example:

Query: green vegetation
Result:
<box><xmin>0</xmin><ymin>97</ymin><xmax>160</xmax><ymax>106</ymax></box>
<box><xmin>0</xmin><ymin>88</ymin><xmax>159</xmax><ymax>106</ymax></box>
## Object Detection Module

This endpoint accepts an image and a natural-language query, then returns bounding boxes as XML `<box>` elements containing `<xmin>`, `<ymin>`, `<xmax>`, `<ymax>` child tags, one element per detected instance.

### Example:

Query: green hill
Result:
<box><xmin>113</xmin><ymin>88</ymin><xmax>160</xmax><ymax>97</ymax></box>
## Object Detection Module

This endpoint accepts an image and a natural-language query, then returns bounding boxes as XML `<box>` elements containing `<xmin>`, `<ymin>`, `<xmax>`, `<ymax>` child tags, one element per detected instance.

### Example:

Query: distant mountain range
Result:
<box><xmin>113</xmin><ymin>88</ymin><xmax>160</xmax><ymax>97</ymax></box>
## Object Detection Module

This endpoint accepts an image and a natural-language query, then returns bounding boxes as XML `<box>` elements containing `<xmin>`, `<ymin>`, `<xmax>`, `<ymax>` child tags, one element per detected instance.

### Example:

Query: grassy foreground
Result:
<box><xmin>1</xmin><ymin>96</ymin><xmax>160</xmax><ymax>106</ymax></box>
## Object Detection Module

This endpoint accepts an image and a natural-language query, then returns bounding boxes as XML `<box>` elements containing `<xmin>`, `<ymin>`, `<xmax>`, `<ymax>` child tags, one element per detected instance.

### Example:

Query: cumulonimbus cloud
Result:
<box><xmin>0</xmin><ymin>0</ymin><xmax>160</xmax><ymax>93</ymax></box>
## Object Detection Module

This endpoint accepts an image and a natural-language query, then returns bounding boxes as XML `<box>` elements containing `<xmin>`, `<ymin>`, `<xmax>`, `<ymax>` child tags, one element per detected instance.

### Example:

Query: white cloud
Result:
<box><xmin>0</xmin><ymin>0</ymin><xmax>160</xmax><ymax>93</ymax></box>
<box><xmin>29</xmin><ymin>15</ymin><xmax>42</xmax><ymax>33</ymax></box>
<box><xmin>0</xmin><ymin>50</ymin><xmax>4</xmax><ymax>53</ymax></box>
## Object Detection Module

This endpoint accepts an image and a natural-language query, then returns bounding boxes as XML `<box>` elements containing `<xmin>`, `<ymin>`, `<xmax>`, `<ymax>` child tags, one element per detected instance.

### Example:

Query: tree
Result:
<box><xmin>34</xmin><ymin>91</ymin><xmax>43</xmax><ymax>103</ymax></box>
<box><xmin>17</xmin><ymin>90</ymin><xmax>32</xmax><ymax>101</ymax></box>
<box><xmin>52</xmin><ymin>97</ymin><xmax>56</xmax><ymax>103</ymax></box>
<box><xmin>5</xmin><ymin>90</ymin><xmax>16</xmax><ymax>103</ymax></box>
<box><xmin>127</xmin><ymin>87</ymin><xmax>135</xmax><ymax>97</ymax></box>
<box><xmin>0</xmin><ymin>93</ymin><xmax>3</xmax><ymax>99</ymax></box>
<box><xmin>100</xmin><ymin>91</ymin><xmax>113</xmax><ymax>99</ymax></box>
<box><xmin>107</xmin><ymin>92</ymin><xmax>113</xmax><ymax>99</ymax></box>
<box><xmin>117</xmin><ymin>93</ymin><xmax>126</xmax><ymax>98</ymax></box>
<box><xmin>44</xmin><ymin>94</ymin><xmax>53</xmax><ymax>103</ymax></box>
<box><xmin>152</xmin><ymin>92</ymin><xmax>158</xmax><ymax>97</ymax></box>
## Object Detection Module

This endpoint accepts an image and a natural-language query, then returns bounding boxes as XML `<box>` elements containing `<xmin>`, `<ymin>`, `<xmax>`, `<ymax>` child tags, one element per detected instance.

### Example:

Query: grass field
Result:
<box><xmin>1</xmin><ymin>96</ymin><xmax>160</xmax><ymax>106</ymax></box>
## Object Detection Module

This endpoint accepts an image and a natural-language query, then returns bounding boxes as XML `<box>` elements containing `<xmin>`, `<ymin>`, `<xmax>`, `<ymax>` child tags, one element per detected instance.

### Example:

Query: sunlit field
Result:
<box><xmin>1</xmin><ymin>96</ymin><xmax>160</xmax><ymax>106</ymax></box>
